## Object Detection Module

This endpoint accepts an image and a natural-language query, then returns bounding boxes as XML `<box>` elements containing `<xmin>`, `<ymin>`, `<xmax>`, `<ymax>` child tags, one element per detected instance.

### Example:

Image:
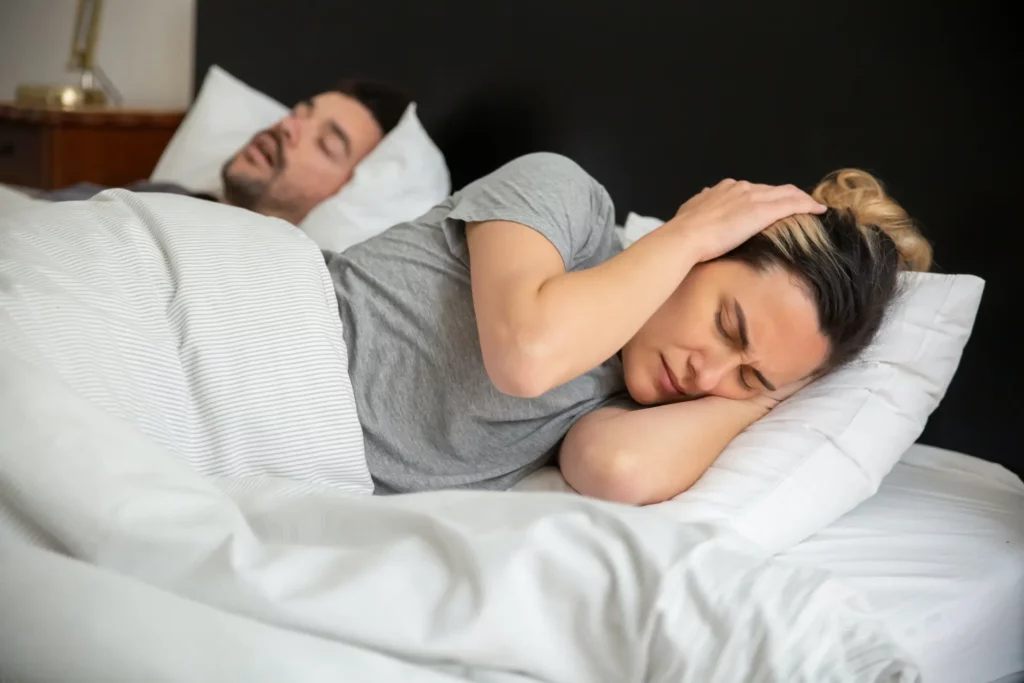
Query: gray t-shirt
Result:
<box><xmin>325</xmin><ymin>152</ymin><xmax>630</xmax><ymax>493</ymax></box>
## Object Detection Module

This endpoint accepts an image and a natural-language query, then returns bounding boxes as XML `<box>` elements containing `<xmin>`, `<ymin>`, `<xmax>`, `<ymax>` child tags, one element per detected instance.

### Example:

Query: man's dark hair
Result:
<box><xmin>335</xmin><ymin>79</ymin><xmax>411</xmax><ymax>134</ymax></box>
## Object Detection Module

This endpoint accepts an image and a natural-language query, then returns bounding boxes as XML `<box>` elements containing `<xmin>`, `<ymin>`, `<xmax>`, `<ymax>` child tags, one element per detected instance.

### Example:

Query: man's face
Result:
<box><xmin>221</xmin><ymin>92</ymin><xmax>384</xmax><ymax>224</ymax></box>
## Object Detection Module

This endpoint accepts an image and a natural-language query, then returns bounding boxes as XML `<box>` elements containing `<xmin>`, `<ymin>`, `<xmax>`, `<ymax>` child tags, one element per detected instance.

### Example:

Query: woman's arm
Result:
<box><xmin>467</xmin><ymin>179</ymin><xmax>825</xmax><ymax>398</ymax></box>
<box><xmin>466</xmin><ymin>218</ymin><xmax>698</xmax><ymax>397</ymax></box>
<box><xmin>559</xmin><ymin>380</ymin><xmax>809</xmax><ymax>505</ymax></box>
<box><xmin>558</xmin><ymin>398</ymin><xmax>765</xmax><ymax>504</ymax></box>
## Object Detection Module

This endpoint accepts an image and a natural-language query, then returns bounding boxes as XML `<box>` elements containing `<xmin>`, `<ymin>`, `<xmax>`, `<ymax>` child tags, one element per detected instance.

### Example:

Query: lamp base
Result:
<box><xmin>15</xmin><ymin>83</ymin><xmax>108</xmax><ymax>109</ymax></box>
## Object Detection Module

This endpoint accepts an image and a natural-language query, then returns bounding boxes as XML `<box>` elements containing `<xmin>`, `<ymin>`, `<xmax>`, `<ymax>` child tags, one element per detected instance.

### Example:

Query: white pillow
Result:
<box><xmin>151</xmin><ymin>65</ymin><xmax>288</xmax><ymax>195</ymax></box>
<box><xmin>150</xmin><ymin>65</ymin><xmax>451</xmax><ymax>251</ymax></box>
<box><xmin>664</xmin><ymin>271</ymin><xmax>983</xmax><ymax>552</ymax></box>
<box><xmin>518</xmin><ymin>214</ymin><xmax>985</xmax><ymax>554</ymax></box>
<box><xmin>298</xmin><ymin>103</ymin><xmax>450</xmax><ymax>253</ymax></box>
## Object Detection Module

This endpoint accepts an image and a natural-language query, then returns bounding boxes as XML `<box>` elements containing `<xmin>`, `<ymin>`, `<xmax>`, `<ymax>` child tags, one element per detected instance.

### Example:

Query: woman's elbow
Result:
<box><xmin>481</xmin><ymin>337</ymin><xmax>558</xmax><ymax>399</ymax></box>
<box><xmin>487</xmin><ymin>363</ymin><xmax>551</xmax><ymax>399</ymax></box>
<box><xmin>562</xmin><ymin>446</ymin><xmax>653</xmax><ymax>506</ymax></box>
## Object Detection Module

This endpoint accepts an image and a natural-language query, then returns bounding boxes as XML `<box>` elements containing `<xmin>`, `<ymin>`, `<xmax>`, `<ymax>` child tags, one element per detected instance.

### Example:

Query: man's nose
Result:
<box><xmin>276</xmin><ymin>115</ymin><xmax>301</xmax><ymax>147</ymax></box>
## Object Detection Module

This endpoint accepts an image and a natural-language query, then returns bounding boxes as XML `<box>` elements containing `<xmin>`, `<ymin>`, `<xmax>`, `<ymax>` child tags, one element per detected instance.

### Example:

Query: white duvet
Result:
<box><xmin>0</xmin><ymin>192</ymin><xmax>919</xmax><ymax>682</ymax></box>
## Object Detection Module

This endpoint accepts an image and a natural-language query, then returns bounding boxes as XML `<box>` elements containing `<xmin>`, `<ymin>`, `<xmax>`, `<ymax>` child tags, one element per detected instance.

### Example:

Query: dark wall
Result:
<box><xmin>196</xmin><ymin>0</ymin><xmax>1022</xmax><ymax>473</ymax></box>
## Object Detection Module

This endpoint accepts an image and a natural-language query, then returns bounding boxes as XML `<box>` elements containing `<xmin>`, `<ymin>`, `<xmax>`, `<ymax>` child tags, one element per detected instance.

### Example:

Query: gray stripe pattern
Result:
<box><xmin>0</xmin><ymin>190</ymin><xmax>371</xmax><ymax>494</ymax></box>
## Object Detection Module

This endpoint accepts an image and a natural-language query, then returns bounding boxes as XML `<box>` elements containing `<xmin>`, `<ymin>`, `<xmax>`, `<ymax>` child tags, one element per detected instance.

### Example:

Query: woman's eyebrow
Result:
<box><xmin>734</xmin><ymin>299</ymin><xmax>750</xmax><ymax>349</ymax></box>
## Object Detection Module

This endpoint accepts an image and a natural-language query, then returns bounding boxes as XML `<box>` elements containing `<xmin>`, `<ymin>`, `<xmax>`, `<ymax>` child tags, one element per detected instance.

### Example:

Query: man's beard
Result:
<box><xmin>221</xmin><ymin>128</ymin><xmax>285</xmax><ymax>211</ymax></box>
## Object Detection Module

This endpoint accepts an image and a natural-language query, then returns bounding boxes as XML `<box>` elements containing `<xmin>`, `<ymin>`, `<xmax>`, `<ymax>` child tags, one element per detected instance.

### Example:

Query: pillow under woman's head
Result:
<box><xmin>151</xmin><ymin>66</ymin><xmax>450</xmax><ymax>249</ymax></box>
<box><xmin>605</xmin><ymin>195</ymin><xmax>983</xmax><ymax>554</ymax></box>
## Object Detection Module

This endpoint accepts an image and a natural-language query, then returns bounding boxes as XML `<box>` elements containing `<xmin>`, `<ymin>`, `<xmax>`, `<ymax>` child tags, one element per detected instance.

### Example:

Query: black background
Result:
<box><xmin>196</xmin><ymin>0</ymin><xmax>1021</xmax><ymax>474</ymax></box>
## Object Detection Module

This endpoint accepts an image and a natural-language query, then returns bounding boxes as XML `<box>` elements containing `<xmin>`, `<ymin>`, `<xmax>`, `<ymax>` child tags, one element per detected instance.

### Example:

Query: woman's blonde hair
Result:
<box><xmin>723</xmin><ymin>168</ymin><xmax>932</xmax><ymax>373</ymax></box>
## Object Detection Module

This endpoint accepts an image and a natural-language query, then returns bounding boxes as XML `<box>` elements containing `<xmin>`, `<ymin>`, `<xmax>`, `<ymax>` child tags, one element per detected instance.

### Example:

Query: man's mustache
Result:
<box><xmin>249</xmin><ymin>128</ymin><xmax>285</xmax><ymax>171</ymax></box>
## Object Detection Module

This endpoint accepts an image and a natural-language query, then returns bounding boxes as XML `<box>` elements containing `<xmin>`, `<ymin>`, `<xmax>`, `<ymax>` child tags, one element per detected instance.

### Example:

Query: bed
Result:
<box><xmin>511</xmin><ymin>442</ymin><xmax>1024</xmax><ymax>683</ymax></box>
<box><xmin>2</xmin><ymin>180</ymin><xmax>1019</xmax><ymax>683</ymax></box>
<box><xmin>191</xmin><ymin>1</ymin><xmax>1020</xmax><ymax>680</ymax></box>
<box><xmin>0</xmin><ymin>1</ymin><xmax>1019</xmax><ymax>681</ymax></box>
<box><xmin>782</xmin><ymin>445</ymin><xmax>1024</xmax><ymax>683</ymax></box>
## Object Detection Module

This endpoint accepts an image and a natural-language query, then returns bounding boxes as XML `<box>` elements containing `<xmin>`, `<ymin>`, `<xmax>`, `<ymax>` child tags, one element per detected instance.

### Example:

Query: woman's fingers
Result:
<box><xmin>759</xmin><ymin>184</ymin><xmax>828</xmax><ymax>214</ymax></box>
<box><xmin>774</xmin><ymin>193</ymin><xmax>829</xmax><ymax>216</ymax></box>
<box><xmin>684</xmin><ymin>179</ymin><xmax>826</xmax><ymax>233</ymax></box>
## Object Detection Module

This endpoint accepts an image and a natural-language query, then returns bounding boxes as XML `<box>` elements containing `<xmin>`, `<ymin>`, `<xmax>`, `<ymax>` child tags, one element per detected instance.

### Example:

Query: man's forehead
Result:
<box><xmin>310</xmin><ymin>92</ymin><xmax>368</xmax><ymax>118</ymax></box>
<box><xmin>305</xmin><ymin>91</ymin><xmax>384</xmax><ymax>159</ymax></box>
<box><xmin>314</xmin><ymin>92</ymin><xmax>380</xmax><ymax>129</ymax></box>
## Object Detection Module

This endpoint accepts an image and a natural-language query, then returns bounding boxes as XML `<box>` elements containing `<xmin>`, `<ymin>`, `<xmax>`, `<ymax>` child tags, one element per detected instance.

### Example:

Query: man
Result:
<box><xmin>30</xmin><ymin>80</ymin><xmax>409</xmax><ymax>225</ymax></box>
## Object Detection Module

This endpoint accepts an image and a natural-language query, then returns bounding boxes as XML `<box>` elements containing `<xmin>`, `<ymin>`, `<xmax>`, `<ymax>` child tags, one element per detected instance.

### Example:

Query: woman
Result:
<box><xmin>324</xmin><ymin>153</ymin><xmax>931</xmax><ymax>502</ymax></box>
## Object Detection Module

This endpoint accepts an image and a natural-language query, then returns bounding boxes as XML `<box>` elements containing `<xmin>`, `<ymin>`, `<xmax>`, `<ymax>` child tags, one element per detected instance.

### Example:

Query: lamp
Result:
<box><xmin>15</xmin><ymin>0</ymin><xmax>121</xmax><ymax>109</ymax></box>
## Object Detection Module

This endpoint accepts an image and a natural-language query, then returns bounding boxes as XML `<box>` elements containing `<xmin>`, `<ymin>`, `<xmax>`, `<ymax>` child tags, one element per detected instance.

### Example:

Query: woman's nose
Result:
<box><xmin>692</xmin><ymin>352</ymin><xmax>733</xmax><ymax>393</ymax></box>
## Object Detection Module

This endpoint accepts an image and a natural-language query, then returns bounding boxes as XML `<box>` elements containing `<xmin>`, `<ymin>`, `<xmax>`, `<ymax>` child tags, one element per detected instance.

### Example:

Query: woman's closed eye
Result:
<box><xmin>716</xmin><ymin>307</ymin><xmax>755</xmax><ymax>391</ymax></box>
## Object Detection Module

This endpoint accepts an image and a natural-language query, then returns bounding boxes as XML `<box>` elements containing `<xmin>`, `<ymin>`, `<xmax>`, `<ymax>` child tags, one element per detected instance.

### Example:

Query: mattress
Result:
<box><xmin>781</xmin><ymin>443</ymin><xmax>1024</xmax><ymax>683</ymax></box>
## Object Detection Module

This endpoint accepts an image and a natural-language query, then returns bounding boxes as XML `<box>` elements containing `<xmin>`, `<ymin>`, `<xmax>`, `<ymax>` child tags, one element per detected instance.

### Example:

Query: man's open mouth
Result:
<box><xmin>250</xmin><ymin>132</ymin><xmax>280</xmax><ymax>168</ymax></box>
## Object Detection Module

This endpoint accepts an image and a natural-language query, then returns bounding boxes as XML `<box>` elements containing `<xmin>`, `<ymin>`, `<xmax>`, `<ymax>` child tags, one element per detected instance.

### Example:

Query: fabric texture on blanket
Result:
<box><xmin>0</xmin><ymin>359</ymin><xmax>920</xmax><ymax>682</ymax></box>
<box><xmin>1</xmin><ymin>191</ymin><xmax>920</xmax><ymax>682</ymax></box>
<box><xmin>0</xmin><ymin>183</ymin><xmax>46</xmax><ymax>215</ymax></box>
<box><xmin>0</xmin><ymin>190</ymin><xmax>371</xmax><ymax>499</ymax></box>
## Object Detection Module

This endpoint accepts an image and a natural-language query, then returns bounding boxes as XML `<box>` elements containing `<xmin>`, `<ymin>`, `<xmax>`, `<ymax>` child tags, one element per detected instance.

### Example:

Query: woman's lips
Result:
<box><xmin>659</xmin><ymin>355</ymin><xmax>686</xmax><ymax>397</ymax></box>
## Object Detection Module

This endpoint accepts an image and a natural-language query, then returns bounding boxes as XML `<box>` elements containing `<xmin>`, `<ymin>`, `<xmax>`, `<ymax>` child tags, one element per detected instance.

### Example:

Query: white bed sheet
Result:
<box><xmin>0</xmin><ymin>183</ymin><xmax>45</xmax><ymax>215</ymax></box>
<box><xmin>781</xmin><ymin>443</ymin><xmax>1024</xmax><ymax>683</ymax></box>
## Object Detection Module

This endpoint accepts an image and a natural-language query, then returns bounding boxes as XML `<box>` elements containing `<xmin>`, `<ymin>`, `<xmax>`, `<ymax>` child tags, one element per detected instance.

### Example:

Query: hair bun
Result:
<box><xmin>812</xmin><ymin>169</ymin><xmax>933</xmax><ymax>272</ymax></box>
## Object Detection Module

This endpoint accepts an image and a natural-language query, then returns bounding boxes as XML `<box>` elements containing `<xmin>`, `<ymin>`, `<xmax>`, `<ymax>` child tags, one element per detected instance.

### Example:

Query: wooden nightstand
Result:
<box><xmin>0</xmin><ymin>102</ymin><xmax>184</xmax><ymax>190</ymax></box>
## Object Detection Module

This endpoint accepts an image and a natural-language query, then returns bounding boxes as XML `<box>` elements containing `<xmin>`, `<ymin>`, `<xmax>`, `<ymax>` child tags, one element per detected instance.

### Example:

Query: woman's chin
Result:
<box><xmin>624</xmin><ymin>373</ymin><xmax>660</xmax><ymax>406</ymax></box>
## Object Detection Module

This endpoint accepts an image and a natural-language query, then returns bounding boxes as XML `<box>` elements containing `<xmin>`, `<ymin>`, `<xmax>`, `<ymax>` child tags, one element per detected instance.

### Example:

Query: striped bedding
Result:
<box><xmin>0</xmin><ymin>190</ymin><xmax>372</xmax><ymax>503</ymax></box>
<box><xmin>0</xmin><ymin>192</ymin><xmax>919</xmax><ymax>682</ymax></box>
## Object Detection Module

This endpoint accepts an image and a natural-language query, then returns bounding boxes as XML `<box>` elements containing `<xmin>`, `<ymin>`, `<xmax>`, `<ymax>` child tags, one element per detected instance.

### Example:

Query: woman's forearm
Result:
<box><xmin>560</xmin><ymin>396</ymin><xmax>772</xmax><ymax>505</ymax></box>
<box><xmin>530</xmin><ymin>220</ymin><xmax>698</xmax><ymax>385</ymax></box>
<box><xmin>469</xmin><ymin>217</ymin><xmax>699</xmax><ymax>396</ymax></box>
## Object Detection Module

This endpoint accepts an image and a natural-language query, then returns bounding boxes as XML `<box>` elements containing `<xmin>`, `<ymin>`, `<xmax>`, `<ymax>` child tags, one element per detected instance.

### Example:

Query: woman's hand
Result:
<box><xmin>668</xmin><ymin>180</ymin><xmax>827</xmax><ymax>264</ymax></box>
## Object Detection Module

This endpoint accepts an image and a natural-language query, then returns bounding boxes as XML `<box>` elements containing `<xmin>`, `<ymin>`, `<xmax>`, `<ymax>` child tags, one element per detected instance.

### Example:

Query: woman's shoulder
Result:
<box><xmin>459</xmin><ymin>153</ymin><xmax>614</xmax><ymax>217</ymax></box>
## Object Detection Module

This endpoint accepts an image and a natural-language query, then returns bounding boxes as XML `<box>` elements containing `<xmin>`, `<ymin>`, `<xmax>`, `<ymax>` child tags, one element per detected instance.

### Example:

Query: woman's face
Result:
<box><xmin>621</xmin><ymin>260</ymin><xmax>831</xmax><ymax>405</ymax></box>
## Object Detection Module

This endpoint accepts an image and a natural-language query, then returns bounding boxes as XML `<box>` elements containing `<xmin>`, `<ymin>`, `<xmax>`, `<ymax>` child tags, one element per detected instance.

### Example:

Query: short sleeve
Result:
<box><xmin>441</xmin><ymin>153</ymin><xmax>617</xmax><ymax>270</ymax></box>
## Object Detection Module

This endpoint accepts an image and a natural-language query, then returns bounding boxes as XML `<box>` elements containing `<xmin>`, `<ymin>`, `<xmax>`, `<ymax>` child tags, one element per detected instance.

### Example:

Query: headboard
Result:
<box><xmin>196</xmin><ymin>0</ymin><xmax>1021</xmax><ymax>475</ymax></box>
